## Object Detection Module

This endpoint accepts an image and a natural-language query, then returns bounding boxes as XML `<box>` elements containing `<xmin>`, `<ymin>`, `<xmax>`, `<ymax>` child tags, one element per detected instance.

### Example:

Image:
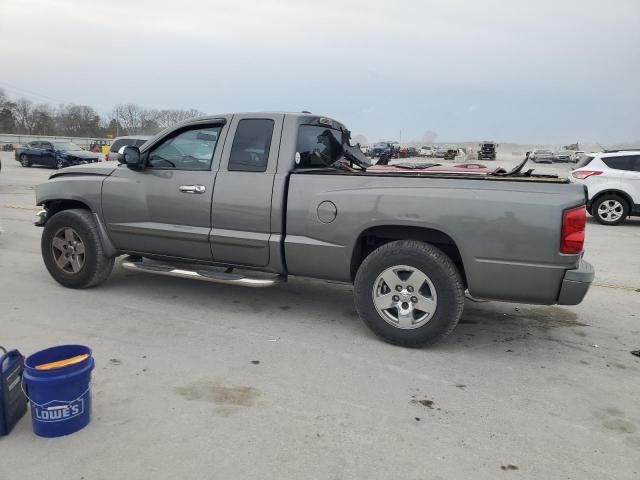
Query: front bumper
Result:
<box><xmin>557</xmin><ymin>259</ymin><xmax>595</xmax><ymax>305</ymax></box>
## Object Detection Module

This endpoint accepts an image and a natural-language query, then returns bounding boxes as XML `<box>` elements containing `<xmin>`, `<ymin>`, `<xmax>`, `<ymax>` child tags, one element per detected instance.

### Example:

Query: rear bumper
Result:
<box><xmin>557</xmin><ymin>259</ymin><xmax>594</xmax><ymax>305</ymax></box>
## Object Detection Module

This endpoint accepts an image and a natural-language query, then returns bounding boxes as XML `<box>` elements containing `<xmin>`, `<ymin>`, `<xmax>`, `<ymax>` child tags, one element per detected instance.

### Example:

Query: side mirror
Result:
<box><xmin>120</xmin><ymin>146</ymin><xmax>143</xmax><ymax>169</ymax></box>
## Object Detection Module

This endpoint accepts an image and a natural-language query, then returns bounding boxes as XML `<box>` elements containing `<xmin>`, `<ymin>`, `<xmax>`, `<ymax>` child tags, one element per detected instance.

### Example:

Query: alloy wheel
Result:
<box><xmin>372</xmin><ymin>265</ymin><xmax>438</xmax><ymax>329</ymax></box>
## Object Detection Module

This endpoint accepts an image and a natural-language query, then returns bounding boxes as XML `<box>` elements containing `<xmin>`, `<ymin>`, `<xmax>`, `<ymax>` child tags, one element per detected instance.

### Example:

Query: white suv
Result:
<box><xmin>570</xmin><ymin>150</ymin><xmax>640</xmax><ymax>225</ymax></box>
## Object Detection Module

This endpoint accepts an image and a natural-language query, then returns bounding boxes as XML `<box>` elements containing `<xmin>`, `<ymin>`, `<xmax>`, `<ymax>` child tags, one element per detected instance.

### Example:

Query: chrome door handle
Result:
<box><xmin>179</xmin><ymin>185</ymin><xmax>206</xmax><ymax>194</ymax></box>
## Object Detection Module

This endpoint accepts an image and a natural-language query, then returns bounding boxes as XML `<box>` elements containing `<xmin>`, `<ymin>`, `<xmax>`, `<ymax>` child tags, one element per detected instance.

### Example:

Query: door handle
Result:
<box><xmin>179</xmin><ymin>185</ymin><xmax>206</xmax><ymax>194</ymax></box>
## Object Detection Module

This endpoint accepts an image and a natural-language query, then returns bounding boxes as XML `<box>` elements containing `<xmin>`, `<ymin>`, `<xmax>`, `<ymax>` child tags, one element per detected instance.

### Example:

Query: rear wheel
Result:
<box><xmin>41</xmin><ymin>209</ymin><xmax>115</xmax><ymax>288</ymax></box>
<box><xmin>20</xmin><ymin>154</ymin><xmax>31</xmax><ymax>167</ymax></box>
<box><xmin>354</xmin><ymin>240</ymin><xmax>464</xmax><ymax>347</ymax></box>
<box><xmin>593</xmin><ymin>194</ymin><xmax>628</xmax><ymax>226</ymax></box>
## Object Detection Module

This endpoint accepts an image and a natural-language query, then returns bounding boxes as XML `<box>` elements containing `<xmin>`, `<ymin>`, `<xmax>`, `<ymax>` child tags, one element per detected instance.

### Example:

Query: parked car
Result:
<box><xmin>35</xmin><ymin>112</ymin><xmax>593</xmax><ymax>348</ymax></box>
<box><xmin>571</xmin><ymin>151</ymin><xmax>585</xmax><ymax>162</ymax></box>
<box><xmin>371</xmin><ymin>142</ymin><xmax>392</xmax><ymax>158</ymax></box>
<box><xmin>105</xmin><ymin>136</ymin><xmax>150</xmax><ymax>162</ymax></box>
<box><xmin>15</xmin><ymin>141</ymin><xmax>100</xmax><ymax>169</ymax></box>
<box><xmin>530</xmin><ymin>149</ymin><xmax>554</xmax><ymax>163</ymax></box>
<box><xmin>419</xmin><ymin>146</ymin><xmax>435</xmax><ymax>157</ymax></box>
<box><xmin>569</xmin><ymin>150</ymin><xmax>640</xmax><ymax>225</ymax></box>
<box><xmin>554</xmin><ymin>151</ymin><xmax>572</xmax><ymax>162</ymax></box>
<box><xmin>433</xmin><ymin>147</ymin><xmax>448</xmax><ymax>158</ymax></box>
<box><xmin>477</xmin><ymin>141</ymin><xmax>498</xmax><ymax>160</ymax></box>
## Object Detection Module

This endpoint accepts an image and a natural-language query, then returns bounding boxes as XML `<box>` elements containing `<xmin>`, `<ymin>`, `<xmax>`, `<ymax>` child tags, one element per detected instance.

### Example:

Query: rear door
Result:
<box><xmin>101</xmin><ymin>119</ymin><xmax>229</xmax><ymax>260</ymax></box>
<box><xmin>621</xmin><ymin>155</ymin><xmax>640</xmax><ymax>207</ymax></box>
<box><xmin>210</xmin><ymin>113</ymin><xmax>283</xmax><ymax>267</ymax></box>
<box><xmin>40</xmin><ymin>142</ymin><xmax>56</xmax><ymax>167</ymax></box>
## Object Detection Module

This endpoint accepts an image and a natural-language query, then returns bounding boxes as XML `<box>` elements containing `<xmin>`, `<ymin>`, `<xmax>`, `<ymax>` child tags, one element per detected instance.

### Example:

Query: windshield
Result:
<box><xmin>53</xmin><ymin>142</ymin><xmax>82</xmax><ymax>151</ymax></box>
<box><xmin>537</xmin><ymin>150</ymin><xmax>553</xmax><ymax>155</ymax></box>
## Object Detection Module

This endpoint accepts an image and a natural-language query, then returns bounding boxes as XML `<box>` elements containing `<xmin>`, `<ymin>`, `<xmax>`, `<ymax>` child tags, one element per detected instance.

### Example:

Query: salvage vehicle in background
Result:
<box><xmin>35</xmin><ymin>112</ymin><xmax>593</xmax><ymax>348</ymax></box>
<box><xmin>15</xmin><ymin>141</ymin><xmax>100</xmax><ymax>169</ymax></box>
<box><xmin>571</xmin><ymin>150</ymin><xmax>585</xmax><ymax>162</ymax></box>
<box><xmin>530</xmin><ymin>149</ymin><xmax>554</xmax><ymax>163</ymax></box>
<box><xmin>359</xmin><ymin>144</ymin><xmax>371</xmax><ymax>155</ymax></box>
<box><xmin>477</xmin><ymin>141</ymin><xmax>498</xmax><ymax>160</ymax></box>
<box><xmin>554</xmin><ymin>151</ymin><xmax>572</xmax><ymax>162</ymax></box>
<box><xmin>104</xmin><ymin>136</ymin><xmax>151</xmax><ymax>162</ymax></box>
<box><xmin>419</xmin><ymin>146</ymin><xmax>435</xmax><ymax>157</ymax></box>
<box><xmin>371</xmin><ymin>142</ymin><xmax>392</xmax><ymax>158</ymax></box>
<box><xmin>570</xmin><ymin>150</ymin><xmax>640</xmax><ymax>225</ymax></box>
<box><xmin>433</xmin><ymin>147</ymin><xmax>448</xmax><ymax>158</ymax></box>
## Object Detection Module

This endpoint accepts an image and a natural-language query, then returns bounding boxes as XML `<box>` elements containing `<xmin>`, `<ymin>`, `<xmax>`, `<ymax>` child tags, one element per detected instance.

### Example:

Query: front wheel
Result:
<box><xmin>354</xmin><ymin>240</ymin><xmax>464</xmax><ymax>347</ymax></box>
<box><xmin>593</xmin><ymin>195</ymin><xmax>628</xmax><ymax>226</ymax></box>
<box><xmin>41</xmin><ymin>209</ymin><xmax>115</xmax><ymax>288</ymax></box>
<box><xmin>55</xmin><ymin>159</ymin><xmax>66</xmax><ymax>169</ymax></box>
<box><xmin>20</xmin><ymin>154</ymin><xmax>31</xmax><ymax>167</ymax></box>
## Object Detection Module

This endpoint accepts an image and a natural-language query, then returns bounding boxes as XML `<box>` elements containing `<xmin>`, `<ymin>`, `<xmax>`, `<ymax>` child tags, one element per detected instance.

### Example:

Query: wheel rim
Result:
<box><xmin>51</xmin><ymin>227</ymin><xmax>86</xmax><ymax>274</ymax></box>
<box><xmin>372</xmin><ymin>265</ymin><xmax>438</xmax><ymax>329</ymax></box>
<box><xmin>598</xmin><ymin>199</ymin><xmax>623</xmax><ymax>222</ymax></box>
<box><xmin>56</xmin><ymin>160</ymin><xmax>64</xmax><ymax>169</ymax></box>
<box><xmin>20</xmin><ymin>156</ymin><xmax>28</xmax><ymax>165</ymax></box>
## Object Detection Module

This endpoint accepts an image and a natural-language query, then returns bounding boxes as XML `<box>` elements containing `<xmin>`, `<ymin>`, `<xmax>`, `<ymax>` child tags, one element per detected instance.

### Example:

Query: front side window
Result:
<box><xmin>148</xmin><ymin>126</ymin><xmax>221</xmax><ymax>170</ymax></box>
<box><xmin>228</xmin><ymin>119</ymin><xmax>274</xmax><ymax>172</ymax></box>
<box><xmin>295</xmin><ymin>125</ymin><xmax>344</xmax><ymax>169</ymax></box>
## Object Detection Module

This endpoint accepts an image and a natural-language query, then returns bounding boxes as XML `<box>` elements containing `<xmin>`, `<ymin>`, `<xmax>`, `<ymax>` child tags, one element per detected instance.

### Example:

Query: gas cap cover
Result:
<box><xmin>317</xmin><ymin>201</ymin><xmax>337</xmax><ymax>223</ymax></box>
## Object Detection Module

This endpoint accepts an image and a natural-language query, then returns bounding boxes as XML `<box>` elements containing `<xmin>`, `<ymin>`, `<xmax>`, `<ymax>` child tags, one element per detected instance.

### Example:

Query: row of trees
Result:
<box><xmin>0</xmin><ymin>89</ymin><xmax>205</xmax><ymax>138</ymax></box>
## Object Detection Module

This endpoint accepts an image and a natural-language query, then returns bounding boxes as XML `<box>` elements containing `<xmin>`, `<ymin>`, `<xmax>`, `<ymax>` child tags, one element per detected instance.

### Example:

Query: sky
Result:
<box><xmin>1</xmin><ymin>0</ymin><xmax>639</xmax><ymax>144</ymax></box>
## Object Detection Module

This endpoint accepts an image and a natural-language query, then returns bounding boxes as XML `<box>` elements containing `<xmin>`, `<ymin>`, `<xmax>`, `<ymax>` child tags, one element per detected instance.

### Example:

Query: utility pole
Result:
<box><xmin>115</xmin><ymin>107</ymin><xmax>119</xmax><ymax>137</ymax></box>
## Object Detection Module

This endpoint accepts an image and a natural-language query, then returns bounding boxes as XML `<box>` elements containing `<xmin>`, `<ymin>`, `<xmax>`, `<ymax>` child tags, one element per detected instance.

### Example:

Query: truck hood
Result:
<box><xmin>49</xmin><ymin>161</ymin><xmax>119</xmax><ymax>179</ymax></box>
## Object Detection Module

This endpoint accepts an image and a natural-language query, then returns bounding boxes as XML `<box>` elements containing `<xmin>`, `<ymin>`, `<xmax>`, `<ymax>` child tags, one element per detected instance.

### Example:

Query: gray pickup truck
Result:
<box><xmin>35</xmin><ymin>112</ymin><xmax>594</xmax><ymax>347</ymax></box>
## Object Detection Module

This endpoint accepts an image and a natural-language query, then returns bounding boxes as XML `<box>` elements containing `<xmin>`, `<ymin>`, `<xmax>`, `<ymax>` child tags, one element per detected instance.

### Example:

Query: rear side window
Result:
<box><xmin>630</xmin><ymin>156</ymin><xmax>640</xmax><ymax>172</ymax></box>
<box><xmin>228</xmin><ymin>119</ymin><xmax>274</xmax><ymax>172</ymax></box>
<box><xmin>602</xmin><ymin>156</ymin><xmax>632</xmax><ymax>171</ymax></box>
<box><xmin>295</xmin><ymin>125</ymin><xmax>344</xmax><ymax>169</ymax></box>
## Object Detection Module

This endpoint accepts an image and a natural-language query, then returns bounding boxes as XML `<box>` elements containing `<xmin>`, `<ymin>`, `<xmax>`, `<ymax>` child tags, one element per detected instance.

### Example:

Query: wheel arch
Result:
<box><xmin>590</xmin><ymin>189</ymin><xmax>633</xmax><ymax>212</ymax></box>
<box><xmin>350</xmin><ymin>225</ymin><xmax>467</xmax><ymax>286</ymax></box>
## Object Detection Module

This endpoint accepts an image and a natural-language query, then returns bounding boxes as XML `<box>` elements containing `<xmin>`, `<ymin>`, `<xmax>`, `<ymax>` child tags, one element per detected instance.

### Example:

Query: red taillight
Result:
<box><xmin>572</xmin><ymin>170</ymin><xmax>602</xmax><ymax>180</ymax></box>
<box><xmin>560</xmin><ymin>206</ymin><xmax>586</xmax><ymax>254</ymax></box>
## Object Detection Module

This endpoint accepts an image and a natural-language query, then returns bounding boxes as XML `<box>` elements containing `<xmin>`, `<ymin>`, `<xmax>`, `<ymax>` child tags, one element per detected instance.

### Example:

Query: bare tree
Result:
<box><xmin>13</xmin><ymin>98</ymin><xmax>38</xmax><ymax>134</ymax></box>
<box><xmin>0</xmin><ymin>89</ymin><xmax>16</xmax><ymax>132</ymax></box>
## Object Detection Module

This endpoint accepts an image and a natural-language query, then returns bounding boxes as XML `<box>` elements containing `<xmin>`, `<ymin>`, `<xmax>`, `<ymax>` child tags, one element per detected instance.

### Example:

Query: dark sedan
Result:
<box><xmin>15</xmin><ymin>141</ymin><xmax>100</xmax><ymax>169</ymax></box>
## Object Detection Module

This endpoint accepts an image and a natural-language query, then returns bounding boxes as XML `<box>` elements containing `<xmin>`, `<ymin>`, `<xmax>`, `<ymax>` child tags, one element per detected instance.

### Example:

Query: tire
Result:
<box><xmin>41</xmin><ymin>209</ymin><xmax>115</xmax><ymax>288</ymax></box>
<box><xmin>20</xmin><ymin>154</ymin><xmax>31</xmax><ymax>167</ymax></box>
<box><xmin>592</xmin><ymin>194</ymin><xmax>628</xmax><ymax>226</ymax></box>
<box><xmin>354</xmin><ymin>240</ymin><xmax>464</xmax><ymax>347</ymax></box>
<box><xmin>55</xmin><ymin>159</ymin><xmax>66</xmax><ymax>169</ymax></box>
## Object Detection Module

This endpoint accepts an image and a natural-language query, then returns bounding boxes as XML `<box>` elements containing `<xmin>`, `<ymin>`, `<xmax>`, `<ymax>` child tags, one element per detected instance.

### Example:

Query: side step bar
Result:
<box><xmin>121</xmin><ymin>259</ymin><xmax>283</xmax><ymax>288</ymax></box>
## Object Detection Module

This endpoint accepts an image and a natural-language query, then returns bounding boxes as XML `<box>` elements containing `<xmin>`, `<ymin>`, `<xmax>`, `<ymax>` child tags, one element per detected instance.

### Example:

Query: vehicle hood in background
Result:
<box><xmin>59</xmin><ymin>150</ymin><xmax>100</xmax><ymax>159</ymax></box>
<box><xmin>49</xmin><ymin>161</ymin><xmax>119</xmax><ymax>179</ymax></box>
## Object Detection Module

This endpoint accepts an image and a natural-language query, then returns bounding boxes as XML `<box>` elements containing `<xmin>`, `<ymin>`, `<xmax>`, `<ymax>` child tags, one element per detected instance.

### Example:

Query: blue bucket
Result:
<box><xmin>23</xmin><ymin>345</ymin><xmax>94</xmax><ymax>438</ymax></box>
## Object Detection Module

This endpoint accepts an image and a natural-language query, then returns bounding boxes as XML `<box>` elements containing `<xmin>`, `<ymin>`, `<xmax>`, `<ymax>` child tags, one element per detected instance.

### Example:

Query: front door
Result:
<box><xmin>210</xmin><ymin>114</ymin><xmax>283</xmax><ymax>267</ymax></box>
<box><xmin>102</xmin><ymin>121</ymin><xmax>228</xmax><ymax>260</ymax></box>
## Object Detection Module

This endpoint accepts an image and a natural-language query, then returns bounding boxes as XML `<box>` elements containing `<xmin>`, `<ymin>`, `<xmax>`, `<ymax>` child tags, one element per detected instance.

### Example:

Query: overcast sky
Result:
<box><xmin>1</xmin><ymin>0</ymin><xmax>639</xmax><ymax>144</ymax></box>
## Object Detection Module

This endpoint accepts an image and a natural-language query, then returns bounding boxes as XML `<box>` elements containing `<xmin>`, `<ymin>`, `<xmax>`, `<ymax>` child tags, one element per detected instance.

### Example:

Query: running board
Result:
<box><xmin>121</xmin><ymin>259</ymin><xmax>283</xmax><ymax>288</ymax></box>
